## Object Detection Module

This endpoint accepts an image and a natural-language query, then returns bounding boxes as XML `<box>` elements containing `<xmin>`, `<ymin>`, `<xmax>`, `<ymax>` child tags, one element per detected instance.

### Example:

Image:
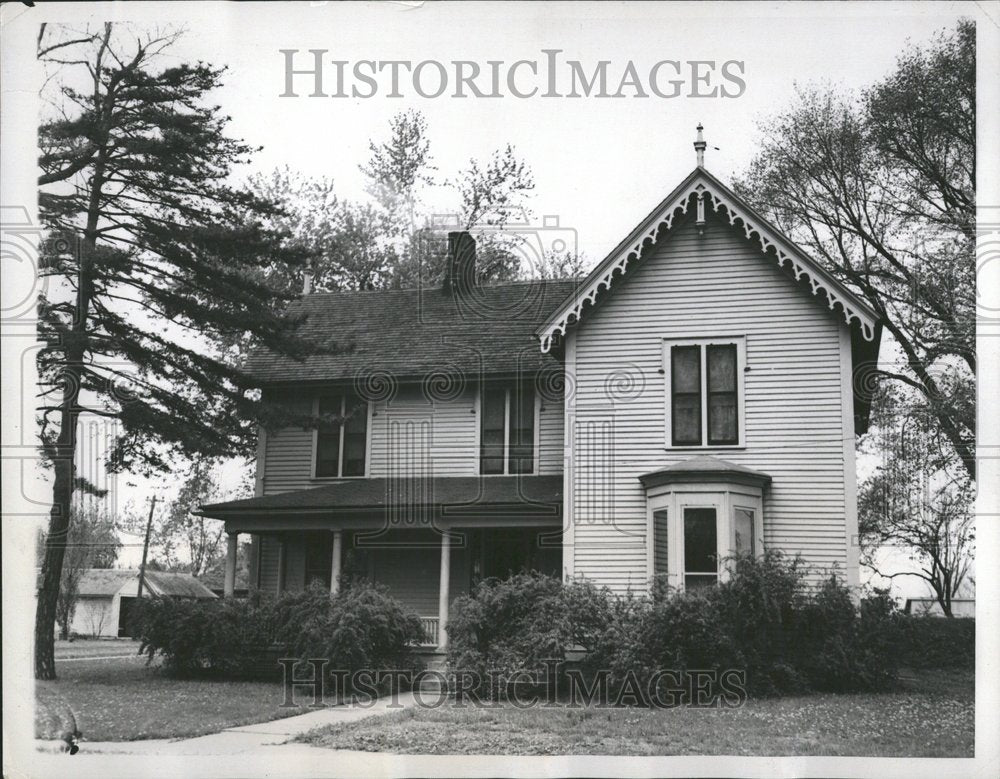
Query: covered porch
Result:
<box><xmin>201</xmin><ymin>475</ymin><xmax>564</xmax><ymax>651</ymax></box>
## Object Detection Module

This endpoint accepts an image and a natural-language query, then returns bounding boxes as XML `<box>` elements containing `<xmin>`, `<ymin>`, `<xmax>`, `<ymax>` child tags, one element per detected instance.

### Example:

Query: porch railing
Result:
<box><xmin>419</xmin><ymin>616</ymin><xmax>439</xmax><ymax>647</ymax></box>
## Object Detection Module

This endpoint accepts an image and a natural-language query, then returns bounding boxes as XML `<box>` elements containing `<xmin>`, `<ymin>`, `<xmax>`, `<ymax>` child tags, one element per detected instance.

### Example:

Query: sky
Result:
<box><xmin>148</xmin><ymin>2</ymin><xmax>969</xmax><ymax>262</ymax></box>
<box><xmin>2</xmin><ymin>1</ymin><xmax>980</xmax><ymax>592</ymax></box>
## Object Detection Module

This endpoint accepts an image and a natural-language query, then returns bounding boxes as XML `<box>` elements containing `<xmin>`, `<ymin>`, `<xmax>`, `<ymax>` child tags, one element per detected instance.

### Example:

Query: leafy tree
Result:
<box><xmin>859</xmin><ymin>385</ymin><xmax>974</xmax><ymax>617</ymax></box>
<box><xmin>250</xmin><ymin>168</ymin><xmax>399</xmax><ymax>294</ymax></box>
<box><xmin>135</xmin><ymin>460</ymin><xmax>224</xmax><ymax>573</ymax></box>
<box><xmin>360</xmin><ymin>108</ymin><xmax>435</xmax><ymax>229</ymax></box>
<box><xmin>34</xmin><ymin>23</ymin><xmax>317</xmax><ymax>679</ymax></box>
<box><xmin>37</xmin><ymin>508</ymin><xmax>120</xmax><ymax>640</ymax></box>
<box><xmin>451</xmin><ymin>144</ymin><xmax>537</xmax><ymax>282</ymax></box>
<box><xmin>532</xmin><ymin>248</ymin><xmax>589</xmax><ymax>280</ymax></box>
<box><xmin>251</xmin><ymin>113</ymin><xmax>540</xmax><ymax>293</ymax></box>
<box><xmin>735</xmin><ymin>20</ymin><xmax>975</xmax><ymax>479</ymax></box>
<box><xmin>455</xmin><ymin>143</ymin><xmax>535</xmax><ymax>230</ymax></box>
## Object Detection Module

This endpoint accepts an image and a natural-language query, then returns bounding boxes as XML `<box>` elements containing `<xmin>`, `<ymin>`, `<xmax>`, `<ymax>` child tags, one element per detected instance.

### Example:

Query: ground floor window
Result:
<box><xmin>733</xmin><ymin>506</ymin><xmax>756</xmax><ymax>556</ymax></box>
<box><xmin>683</xmin><ymin>507</ymin><xmax>719</xmax><ymax>589</ymax></box>
<box><xmin>648</xmin><ymin>487</ymin><xmax>763</xmax><ymax>590</ymax></box>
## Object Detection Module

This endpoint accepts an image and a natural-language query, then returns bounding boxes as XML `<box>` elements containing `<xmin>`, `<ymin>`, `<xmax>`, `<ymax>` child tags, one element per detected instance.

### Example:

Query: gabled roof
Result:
<box><xmin>536</xmin><ymin>167</ymin><xmax>881</xmax><ymax>353</ymax></box>
<box><xmin>143</xmin><ymin>571</ymin><xmax>219</xmax><ymax>599</ymax></box>
<box><xmin>74</xmin><ymin>569</ymin><xmax>136</xmax><ymax>597</ymax></box>
<box><xmin>247</xmin><ymin>280</ymin><xmax>580</xmax><ymax>385</ymax></box>
<box><xmin>72</xmin><ymin>569</ymin><xmax>217</xmax><ymax>599</ymax></box>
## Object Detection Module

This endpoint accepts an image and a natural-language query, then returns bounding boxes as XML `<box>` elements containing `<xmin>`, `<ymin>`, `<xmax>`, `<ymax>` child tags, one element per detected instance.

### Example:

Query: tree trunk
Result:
<box><xmin>35</xmin><ymin>438</ymin><xmax>76</xmax><ymax>678</ymax></box>
<box><xmin>34</xmin><ymin>148</ymin><xmax>102</xmax><ymax>679</ymax></box>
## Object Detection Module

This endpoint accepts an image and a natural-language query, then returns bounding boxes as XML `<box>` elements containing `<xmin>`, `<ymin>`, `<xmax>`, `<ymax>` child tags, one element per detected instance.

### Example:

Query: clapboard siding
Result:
<box><xmin>259</xmin><ymin>384</ymin><xmax>564</xmax><ymax>495</ymax></box>
<box><xmin>570</xmin><ymin>211</ymin><xmax>849</xmax><ymax>592</ymax></box>
<box><xmin>538</xmin><ymin>399</ymin><xmax>565</xmax><ymax>474</ymax></box>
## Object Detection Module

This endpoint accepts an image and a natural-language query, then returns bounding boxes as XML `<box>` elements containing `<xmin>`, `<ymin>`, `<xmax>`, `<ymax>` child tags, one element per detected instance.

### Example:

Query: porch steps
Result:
<box><xmin>415</xmin><ymin>653</ymin><xmax>448</xmax><ymax>694</ymax></box>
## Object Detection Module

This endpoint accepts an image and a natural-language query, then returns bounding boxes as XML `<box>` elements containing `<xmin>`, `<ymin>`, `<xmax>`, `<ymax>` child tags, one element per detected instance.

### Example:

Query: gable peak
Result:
<box><xmin>535</xmin><ymin>168</ymin><xmax>880</xmax><ymax>353</ymax></box>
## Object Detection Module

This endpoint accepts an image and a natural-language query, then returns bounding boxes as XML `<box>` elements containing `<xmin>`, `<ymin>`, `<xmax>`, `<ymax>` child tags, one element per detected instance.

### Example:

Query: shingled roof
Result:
<box><xmin>71</xmin><ymin>569</ymin><xmax>217</xmax><ymax>599</ymax></box>
<box><xmin>200</xmin><ymin>475</ymin><xmax>563</xmax><ymax>516</ymax></box>
<box><xmin>247</xmin><ymin>280</ymin><xmax>581</xmax><ymax>384</ymax></box>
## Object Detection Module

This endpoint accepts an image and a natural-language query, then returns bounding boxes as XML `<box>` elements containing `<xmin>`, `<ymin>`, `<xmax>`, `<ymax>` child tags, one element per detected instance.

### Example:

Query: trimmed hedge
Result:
<box><xmin>131</xmin><ymin>579</ymin><xmax>425</xmax><ymax>683</ymax></box>
<box><xmin>447</xmin><ymin>552</ymin><xmax>903</xmax><ymax>700</ymax></box>
<box><xmin>894</xmin><ymin>614</ymin><xmax>975</xmax><ymax>669</ymax></box>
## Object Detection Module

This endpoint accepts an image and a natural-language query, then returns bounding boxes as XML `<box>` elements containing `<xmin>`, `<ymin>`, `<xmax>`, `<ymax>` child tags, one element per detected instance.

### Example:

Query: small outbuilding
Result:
<box><xmin>69</xmin><ymin>569</ymin><xmax>217</xmax><ymax>638</ymax></box>
<box><xmin>903</xmin><ymin>598</ymin><xmax>975</xmax><ymax>618</ymax></box>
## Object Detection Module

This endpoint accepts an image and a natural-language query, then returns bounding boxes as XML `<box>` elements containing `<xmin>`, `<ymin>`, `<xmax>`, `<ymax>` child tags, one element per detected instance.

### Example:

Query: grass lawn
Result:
<box><xmin>36</xmin><ymin>642</ymin><xmax>313</xmax><ymax>742</ymax></box>
<box><xmin>300</xmin><ymin>669</ymin><xmax>974</xmax><ymax>757</ymax></box>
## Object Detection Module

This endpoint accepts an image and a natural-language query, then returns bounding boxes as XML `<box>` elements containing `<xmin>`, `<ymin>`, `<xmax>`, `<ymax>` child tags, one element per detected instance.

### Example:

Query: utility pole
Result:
<box><xmin>136</xmin><ymin>495</ymin><xmax>157</xmax><ymax>598</ymax></box>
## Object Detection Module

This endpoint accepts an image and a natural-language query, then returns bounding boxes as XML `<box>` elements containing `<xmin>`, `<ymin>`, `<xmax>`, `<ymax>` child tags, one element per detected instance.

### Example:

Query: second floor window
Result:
<box><xmin>315</xmin><ymin>390</ymin><xmax>368</xmax><ymax>477</ymax></box>
<box><xmin>666</xmin><ymin>339</ymin><xmax>743</xmax><ymax>447</ymax></box>
<box><xmin>480</xmin><ymin>381</ymin><xmax>535</xmax><ymax>475</ymax></box>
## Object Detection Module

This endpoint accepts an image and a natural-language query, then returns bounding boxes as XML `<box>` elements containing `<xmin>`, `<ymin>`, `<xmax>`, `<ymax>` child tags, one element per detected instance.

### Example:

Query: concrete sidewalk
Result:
<box><xmin>78</xmin><ymin>691</ymin><xmax>419</xmax><ymax>756</ymax></box>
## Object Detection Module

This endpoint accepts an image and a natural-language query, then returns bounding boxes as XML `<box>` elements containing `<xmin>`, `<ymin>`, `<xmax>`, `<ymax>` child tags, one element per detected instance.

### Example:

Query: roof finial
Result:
<box><xmin>694</xmin><ymin>122</ymin><xmax>707</xmax><ymax>168</ymax></box>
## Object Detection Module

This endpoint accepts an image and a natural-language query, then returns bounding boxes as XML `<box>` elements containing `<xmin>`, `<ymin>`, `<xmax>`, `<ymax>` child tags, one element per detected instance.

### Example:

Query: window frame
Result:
<box><xmin>681</xmin><ymin>503</ymin><xmax>721</xmax><ymax>589</ymax></box>
<box><xmin>645</xmin><ymin>485</ymin><xmax>763</xmax><ymax>590</ymax></box>
<box><xmin>732</xmin><ymin>504</ymin><xmax>757</xmax><ymax>557</ymax></box>
<box><xmin>310</xmin><ymin>390</ymin><xmax>372</xmax><ymax>480</ymax></box>
<box><xmin>476</xmin><ymin>380</ymin><xmax>540</xmax><ymax>476</ymax></box>
<box><xmin>663</xmin><ymin>336</ymin><xmax>746</xmax><ymax>449</ymax></box>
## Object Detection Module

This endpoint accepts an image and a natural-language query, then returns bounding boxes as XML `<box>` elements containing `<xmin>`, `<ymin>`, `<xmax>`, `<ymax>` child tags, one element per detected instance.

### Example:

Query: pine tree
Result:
<box><xmin>35</xmin><ymin>23</ymin><xmax>318</xmax><ymax>679</ymax></box>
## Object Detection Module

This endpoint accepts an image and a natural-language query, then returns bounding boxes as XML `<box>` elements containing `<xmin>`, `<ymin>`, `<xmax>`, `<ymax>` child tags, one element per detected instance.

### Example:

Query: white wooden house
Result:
<box><xmin>202</xmin><ymin>133</ymin><xmax>881</xmax><ymax>652</ymax></box>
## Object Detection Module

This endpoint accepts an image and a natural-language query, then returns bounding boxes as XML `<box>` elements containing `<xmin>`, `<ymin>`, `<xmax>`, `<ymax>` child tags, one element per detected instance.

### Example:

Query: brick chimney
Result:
<box><xmin>302</xmin><ymin>258</ymin><xmax>314</xmax><ymax>295</ymax></box>
<box><xmin>443</xmin><ymin>231</ymin><xmax>476</xmax><ymax>295</ymax></box>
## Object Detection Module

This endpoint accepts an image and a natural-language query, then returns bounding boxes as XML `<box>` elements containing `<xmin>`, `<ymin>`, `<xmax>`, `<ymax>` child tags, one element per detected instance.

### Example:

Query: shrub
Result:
<box><xmin>132</xmin><ymin>579</ymin><xmax>425</xmax><ymax>683</ymax></box>
<box><xmin>713</xmin><ymin>551</ymin><xmax>809</xmax><ymax>695</ymax></box>
<box><xmin>130</xmin><ymin>595</ymin><xmax>274</xmax><ymax>677</ymax></box>
<box><xmin>274</xmin><ymin>580</ymin><xmax>425</xmax><ymax>678</ymax></box>
<box><xmin>447</xmin><ymin>572</ymin><xmax>573</xmax><ymax>697</ymax></box>
<box><xmin>446</xmin><ymin>552</ymin><xmax>903</xmax><ymax>701</ymax></box>
<box><xmin>894</xmin><ymin>614</ymin><xmax>975</xmax><ymax>669</ymax></box>
<box><xmin>791</xmin><ymin>575</ymin><xmax>898</xmax><ymax>692</ymax></box>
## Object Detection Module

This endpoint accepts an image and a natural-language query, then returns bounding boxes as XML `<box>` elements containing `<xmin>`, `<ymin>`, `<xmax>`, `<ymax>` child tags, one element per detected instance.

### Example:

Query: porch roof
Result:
<box><xmin>199</xmin><ymin>475</ymin><xmax>563</xmax><ymax>517</ymax></box>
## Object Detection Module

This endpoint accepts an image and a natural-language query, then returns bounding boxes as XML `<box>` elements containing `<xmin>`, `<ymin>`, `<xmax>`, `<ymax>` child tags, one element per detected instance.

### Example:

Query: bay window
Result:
<box><xmin>641</xmin><ymin>460</ymin><xmax>769</xmax><ymax>591</ymax></box>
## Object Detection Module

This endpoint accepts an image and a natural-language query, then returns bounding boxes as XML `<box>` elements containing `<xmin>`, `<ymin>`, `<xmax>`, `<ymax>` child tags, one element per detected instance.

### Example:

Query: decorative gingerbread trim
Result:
<box><xmin>538</xmin><ymin>179</ymin><xmax>878</xmax><ymax>353</ymax></box>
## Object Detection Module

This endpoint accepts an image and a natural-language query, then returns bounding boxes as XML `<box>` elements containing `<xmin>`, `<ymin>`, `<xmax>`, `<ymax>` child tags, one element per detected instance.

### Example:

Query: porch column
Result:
<box><xmin>276</xmin><ymin>538</ymin><xmax>287</xmax><ymax>594</ymax></box>
<box><xmin>330</xmin><ymin>530</ymin><xmax>343</xmax><ymax>597</ymax></box>
<box><xmin>438</xmin><ymin>531</ymin><xmax>451</xmax><ymax>650</ymax></box>
<box><xmin>224</xmin><ymin>532</ymin><xmax>238</xmax><ymax>598</ymax></box>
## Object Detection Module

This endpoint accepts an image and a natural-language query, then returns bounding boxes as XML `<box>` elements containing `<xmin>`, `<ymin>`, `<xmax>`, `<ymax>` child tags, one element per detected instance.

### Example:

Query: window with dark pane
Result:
<box><xmin>684</xmin><ymin>507</ymin><xmax>718</xmax><ymax>589</ymax></box>
<box><xmin>315</xmin><ymin>394</ymin><xmax>343</xmax><ymax>477</ymax></box>
<box><xmin>341</xmin><ymin>389</ymin><xmax>368</xmax><ymax>476</ymax></box>
<box><xmin>707</xmin><ymin>344</ymin><xmax>738</xmax><ymax>445</ymax></box>
<box><xmin>480</xmin><ymin>385</ymin><xmax>506</xmax><ymax>474</ymax></box>
<box><xmin>734</xmin><ymin>507</ymin><xmax>755</xmax><ymax>556</ymax></box>
<box><xmin>303</xmin><ymin>531</ymin><xmax>332</xmax><ymax>588</ymax></box>
<box><xmin>508</xmin><ymin>381</ymin><xmax>535</xmax><ymax>474</ymax></box>
<box><xmin>671</xmin><ymin>345</ymin><xmax>702</xmax><ymax>445</ymax></box>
